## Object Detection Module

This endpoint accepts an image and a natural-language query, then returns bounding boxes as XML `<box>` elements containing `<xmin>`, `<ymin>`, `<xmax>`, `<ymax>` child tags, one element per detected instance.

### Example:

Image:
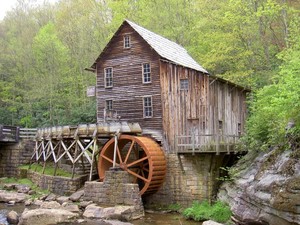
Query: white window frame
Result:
<box><xmin>180</xmin><ymin>79</ymin><xmax>189</xmax><ymax>90</ymax></box>
<box><xmin>104</xmin><ymin>67</ymin><xmax>113</xmax><ymax>88</ymax></box>
<box><xmin>142</xmin><ymin>63</ymin><xmax>151</xmax><ymax>84</ymax></box>
<box><xmin>124</xmin><ymin>35</ymin><xmax>131</xmax><ymax>49</ymax></box>
<box><xmin>143</xmin><ymin>96</ymin><xmax>153</xmax><ymax>118</ymax></box>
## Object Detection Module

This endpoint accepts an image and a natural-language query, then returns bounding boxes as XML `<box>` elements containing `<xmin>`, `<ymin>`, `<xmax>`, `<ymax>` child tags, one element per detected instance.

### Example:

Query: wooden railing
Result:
<box><xmin>176</xmin><ymin>134</ymin><xmax>241</xmax><ymax>154</ymax></box>
<box><xmin>20</xmin><ymin>128</ymin><xmax>37</xmax><ymax>139</ymax></box>
<box><xmin>0</xmin><ymin>125</ymin><xmax>20</xmax><ymax>143</ymax></box>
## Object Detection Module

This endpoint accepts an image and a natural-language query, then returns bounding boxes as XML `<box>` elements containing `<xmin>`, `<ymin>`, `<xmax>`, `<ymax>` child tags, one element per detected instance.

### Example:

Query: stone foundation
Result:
<box><xmin>144</xmin><ymin>153</ymin><xmax>230</xmax><ymax>207</ymax></box>
<box><xmin>84</xmin><ymin>169</ymin><xmax>144</xmax><ymax>218</ymax></box>
<box><xmin>0</xmin><ymin>140</ymin><xmax>33</xmax><ymax>177</ymax></box>
<box><xmin>27</xmin><ymin>170</ymin><xmax>89</xmax><ymax>195</ymax></box>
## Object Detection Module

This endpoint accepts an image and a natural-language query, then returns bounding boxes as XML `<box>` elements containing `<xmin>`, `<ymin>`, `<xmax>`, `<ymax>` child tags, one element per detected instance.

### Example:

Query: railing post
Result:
<box><xmin>192</xmin><ymin>132</ymin><xmax>195</xmax><ymax>155</ymax></box>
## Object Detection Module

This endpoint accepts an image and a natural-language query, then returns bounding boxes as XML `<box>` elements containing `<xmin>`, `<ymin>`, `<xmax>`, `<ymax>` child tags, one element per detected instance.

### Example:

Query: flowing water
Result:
<box><xmin>0</xmin><ymin>203</ymin><xmax>201</xmax><ymax>225</ymax></box>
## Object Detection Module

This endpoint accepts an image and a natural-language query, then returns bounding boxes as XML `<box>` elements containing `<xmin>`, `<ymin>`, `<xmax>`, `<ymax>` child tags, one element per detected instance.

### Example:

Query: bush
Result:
<box><xmin>183</xmin><ymin>200</ymin><xmax>231</xmax><ymax>223</ymax></box>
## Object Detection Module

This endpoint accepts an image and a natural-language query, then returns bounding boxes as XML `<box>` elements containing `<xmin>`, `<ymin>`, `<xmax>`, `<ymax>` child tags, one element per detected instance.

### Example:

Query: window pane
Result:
<box><xmin>105</xmin><ymin>68</ymin><xmax>113</xmax><ymax>88</ymax></box>
<box><xmin>106</xmin><ymin>100</ymin><xmax>112</xmax><ymax>110</ymax></box>
<box><xmin>143</xmin><ymin>97</ymin><xmax>152</xmax><ymax>118</ymax></box>
<box><xmin>180</xmin><ymin>79</ymin><xmax>188</xmax><ymax>90</ymax></box>
<box><xmin>124</xmin><ymin>35</ymin><xmax>130</xmax><ymax>48</ymax></box>
<box><xmin>143</xmin><ymin>63</ymin><xmax>151</xmax><ymax>83</ymax></box>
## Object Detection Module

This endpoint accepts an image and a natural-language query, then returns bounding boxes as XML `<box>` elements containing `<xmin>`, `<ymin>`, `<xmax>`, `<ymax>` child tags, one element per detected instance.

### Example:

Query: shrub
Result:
<box><xmin>183</xmin><ymin>200</ymin><xmax>231</xmax><ymax>223</ymax></box>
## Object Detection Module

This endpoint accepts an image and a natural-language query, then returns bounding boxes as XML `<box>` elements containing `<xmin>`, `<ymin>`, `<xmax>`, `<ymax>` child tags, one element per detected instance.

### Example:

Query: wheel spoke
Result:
<box><xmin>127</xmin><ymin>168</ymin><xmax>149</xmax><ymax>183</ymax></box>
<box><xmin>102</xmin><ymin>155</ymin><xmax>114</xmax><ymax>164</ymax></box>
<box><xmin>127</xmin><ymin>156</ymin><xmax>149</xmax><ymax>168</ymax></box>
<box><xmin>143</xmin><ymin>167</ymin><xmax>149</xmax><ymax>172</ymax></box>
<box><xmin>124</xmin><ymin>141</ymin><xmax>135</xmax><ymax>164</ymax></box>
<box><xmin>116</xmin><ymin>145</ymin><xmax>123</xmax><ymax>163</ymax></box>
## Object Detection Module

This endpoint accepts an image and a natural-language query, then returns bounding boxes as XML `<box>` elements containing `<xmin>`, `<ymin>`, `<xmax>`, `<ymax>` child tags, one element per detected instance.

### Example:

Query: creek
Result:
<box><xmin>0</xmin><ymin>203</ymin><xmax>201</xmax><ymax>225</ymax></box>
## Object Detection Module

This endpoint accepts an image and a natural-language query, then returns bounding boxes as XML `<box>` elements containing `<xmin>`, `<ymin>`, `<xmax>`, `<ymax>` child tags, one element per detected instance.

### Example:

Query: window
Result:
<box><xmin>180</xmin><ymin>79</ymin><xmax>189</xmax><ymax>90</ymax></box>
<box><xmin>106</xmin><ymin>100</ymin><xmax>113</xmax><ymax>110</ymax></box>
<box><xmin>143</xmin><ymin>63</ymin><xmax>151</xmax><ymax>83</ymax></box>
<box><xmin>143</xmin><ymin>96</ymin><xmax>153</xmax><ymax>118</ymax></box>
<box><xmin>124</xmin><ymin>35</ymin><xmax>131</xmax><ymax>48</ymax></box>
<box><xmin>104</xmin><ymin>67</ymin><xmax>113</xmax><ymax>88</ymax></box>
<box><xmin>238</xmin><ymin>123</ymin><xmax>241</xmax><ymax>136</ymax></box>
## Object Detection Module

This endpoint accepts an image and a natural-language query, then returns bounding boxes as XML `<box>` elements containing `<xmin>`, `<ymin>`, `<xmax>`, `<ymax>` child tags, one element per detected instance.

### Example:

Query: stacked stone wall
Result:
<box><xmin>144</xmin><ymin>153</ymin><xmax>225</xmax><ymax>207</ymax></box>
<box><xmin>0</xmin><ymin>140</ymin><xmax>33</xmax><ymax>177</ymax></box>
<box><xmin>27</xmin><ymin>170</ymin><xmax>88</xmax><ymax>195</ymax></box>
<box><xmin>84</xmin><ymin>169</ymin><xmax>144</xmax><ymax>217</ymax></box>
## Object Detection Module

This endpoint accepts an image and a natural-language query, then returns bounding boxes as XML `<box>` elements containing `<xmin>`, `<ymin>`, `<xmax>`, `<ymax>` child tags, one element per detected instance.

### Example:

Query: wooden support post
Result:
<box><xmin>54</xmin><ymin>140</ymin><xmax>62</xmax><ymax>176</ymax></box>
<box><xmin>216</xmin><ymin>134</ymin><xmax>220</xmax><ymax>155</ymax></box>
<box><xmin>89</xmin><ymin>138</ymin><xmax>96</xmax><ymax>181</ymax></box>
<box><xmin>72</xmin><ymin>139</ymin><xmax>79</xmax><ymax>179</ymax></box>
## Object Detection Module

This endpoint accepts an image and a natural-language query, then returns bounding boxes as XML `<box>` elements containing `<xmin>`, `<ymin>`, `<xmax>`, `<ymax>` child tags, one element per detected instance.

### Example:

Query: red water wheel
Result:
<box><xmin>98</xmin><ymin>135</ymin><xmax>166</xmax><ymax>195</ymax></box>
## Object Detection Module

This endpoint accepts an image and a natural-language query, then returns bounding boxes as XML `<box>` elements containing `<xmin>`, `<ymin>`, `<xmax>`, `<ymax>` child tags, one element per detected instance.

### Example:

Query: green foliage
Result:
<box><xmin>245</xmin><ymin>18</ymin><xmax>300</xmax><ymax>150</ymax></box>
<box><xmin>183</xmin><ymin>200</ymin><xmax>232</xmax><ymax>223</ymax></box>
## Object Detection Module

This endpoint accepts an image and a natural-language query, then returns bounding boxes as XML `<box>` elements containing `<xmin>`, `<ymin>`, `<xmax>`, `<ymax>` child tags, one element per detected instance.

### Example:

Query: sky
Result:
<box><xmin>0</xmin><ymin>0</ymin><xmax>58</xmax><ymax>20</ymax></box>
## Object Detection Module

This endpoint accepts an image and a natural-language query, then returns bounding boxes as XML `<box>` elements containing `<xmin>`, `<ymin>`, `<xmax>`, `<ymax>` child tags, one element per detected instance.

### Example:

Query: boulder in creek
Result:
<box><xmin>7</xmin><ymin>210</ymin><xmax>19</xmax><ymax>224</ymax></box>
<box><xmin>0</xmin><ymin>190</ymin><xmax>27</xmax><ymax>203</ymax></box>
<box><xmin>18</xmin><ymin>208</ymin><xmax>78</xmax><ymax>225</ymax></box>
<box><xmin>83</xmin><ymin>204</ymin><xmax>142</xmax><ymax>221</ymax></box>
<box><xmin>202</xmin><ymin>221</ymin><xmax>224</xmax><ymax>225</ymax></box>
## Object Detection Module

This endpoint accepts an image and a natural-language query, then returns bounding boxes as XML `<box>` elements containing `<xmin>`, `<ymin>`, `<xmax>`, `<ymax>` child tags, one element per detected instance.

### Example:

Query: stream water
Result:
<box><xmin>0</xmin><ymin>203</ymin><xmax>201</xmax><ymax>225</ymax></box>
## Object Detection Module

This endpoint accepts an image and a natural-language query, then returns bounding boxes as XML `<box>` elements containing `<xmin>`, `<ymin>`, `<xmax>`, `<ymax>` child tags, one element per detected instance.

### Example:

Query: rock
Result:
<box><xmin>103</xmin><ymin>220</ymin><xmax>134</xmax><ymax>225</ymax></box>
<box><xmin>0</xmin><ymin>190</ymin><xmax>27</xmax><ymax>203</ymax></box>
<box><xmin>3</xmin><ymin>183</ymin><xmax>16</xmax><ymax>190</ymax></box>
<box><xmin>8</xmin><ymin>200</ymin><xmax>16</xmax><ymax>205</ymax></box>
<box><xmin>7</xmin><ymin>210</ymin><xmax>19</xmax><ymax>224</ymax></box>
<box><xmin>57</xmin><ymin>196</ymin><xmax>69</xmax><ymax>204</ymax></box>
<box><xmin>83</xmin><ymin>205</ymin><xmax>141</xmax><ymax>221</ymax></box>
<box><xmin>219</xmin><ymin>149</ymin><xmax>300</xmax><ymax>225</ymax></box>
<box><xmin>40</xmin><ymin>201</ymin><xmax>61</xmax><ymax>209</ymax></box>
<box><xmin>203</xmin><ymin>220</ymin><xmax>224</xmax><ymax>225</ymax></box>
<box><xmin>62</xmin><ymin>202</ymin><xmax>80</xmax><ymax>213</ymax></box>
<box><xmin>79</xmin><ymin>200</ymin><xmax>93</xmax><ymax>208</ymax></box>
<box><xmin>39</xmin><ymin>194</ymin><xmax>48</xmax><ymax>201</ymax></box>
<box><xmin>33</xmin><ymin>199</ymin><xmax>43</xmax><ymax>206</ymax></box>
<box><xmin>45</xmin><ymin>193</ymin><xmax>56</xmax><ymax>201</ymax></box>
<box><xmin>18</xmin><ymin>208</ymin><xmax>78</xmax><ymax>225</ymax></box>
<box><xmin>24</xmin><ymin>199</ymin><xmax>32</xmax><ymax>206</ymax></box>
<box><xmin>69</xmin><ymin>190</ymin><xmax>84</xmax><ymax>202</ymax></box>
<box><xmin>15</xmin><ymin>184</ymin><xmax>31</xmax><ymax>194</ymax></box>
<box><xmin>28</xmin><ymin>190</ymin><xmax>36</xmax><ymax>195</ymax></box>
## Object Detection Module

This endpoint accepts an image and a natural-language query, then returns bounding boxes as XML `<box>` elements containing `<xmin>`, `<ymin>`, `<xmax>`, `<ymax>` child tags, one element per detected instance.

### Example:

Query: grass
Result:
<box><xmin>20</xmin><ymin>163</ymin><xmax>75</xmax><ymax>178</ymax></box>
<box><xmin>0</xmin><ymin>177</ymin><xmax>50</xmax><ymax>198</ymax></box>
<box><xmin>183</xmin><ymin>200</ymin><xmax>232</xmax><ymax>223</ymax></box>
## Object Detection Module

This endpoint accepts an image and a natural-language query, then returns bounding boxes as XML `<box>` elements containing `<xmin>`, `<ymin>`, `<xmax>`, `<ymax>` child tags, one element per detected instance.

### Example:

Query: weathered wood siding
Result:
<box><xmin>96</xmin><ymin>24</ymin><xmax>163</xmax><ymax>139</ymax></box>
<box><xmin>160</xmin><ymin>61</ymin><xmax>247</xmax><ymax>152</ymax></box>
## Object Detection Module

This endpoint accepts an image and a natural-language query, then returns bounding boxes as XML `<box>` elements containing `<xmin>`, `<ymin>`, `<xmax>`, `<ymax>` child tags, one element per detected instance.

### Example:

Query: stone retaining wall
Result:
<box><xmin>0</xmin><ymin>140</ymin><xmax>33</xmax><ymax>177</ymax></box>
<box><xmin>84</xmin><ymin>169</ymin><xmax>144</xmax><ymax>217</ymax></box>
<box><xmin>27</xmin><ymin>170</ymin><xmax>89</xmax><ymax>195</ymax></box>
<box><xmin>144</xmin><ymin>153</ymin><xmax>228</xmax><ymax>207</ymax></box>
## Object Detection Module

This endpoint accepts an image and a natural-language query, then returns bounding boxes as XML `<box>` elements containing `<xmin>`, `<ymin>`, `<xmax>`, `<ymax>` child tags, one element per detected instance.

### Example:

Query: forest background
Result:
<box><xmin>0</xmin><ymin>0</ymin><xmax>299</xmax><ymax>148</ymax></box>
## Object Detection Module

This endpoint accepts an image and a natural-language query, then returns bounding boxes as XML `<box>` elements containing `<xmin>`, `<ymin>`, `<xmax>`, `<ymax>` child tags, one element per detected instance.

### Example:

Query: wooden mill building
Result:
<box><xmin>87</xmin><ymin>20</ymin><xmax>249</xmax><ymax>204</ymax></box>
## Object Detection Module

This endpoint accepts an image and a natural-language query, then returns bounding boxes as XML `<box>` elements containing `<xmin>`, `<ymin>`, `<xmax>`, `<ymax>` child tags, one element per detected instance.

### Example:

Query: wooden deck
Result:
<box><xmin>176</xmin><ymin>134</ymin><xmax>241</xmax><ymax>154</ymax></box>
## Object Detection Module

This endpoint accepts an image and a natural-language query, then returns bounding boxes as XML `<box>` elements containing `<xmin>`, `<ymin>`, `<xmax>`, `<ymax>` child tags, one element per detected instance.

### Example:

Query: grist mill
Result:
<box><xmin>0</xmin><ymin>20</ymin><xmax>249</xmax><ymax>207</ymax></box>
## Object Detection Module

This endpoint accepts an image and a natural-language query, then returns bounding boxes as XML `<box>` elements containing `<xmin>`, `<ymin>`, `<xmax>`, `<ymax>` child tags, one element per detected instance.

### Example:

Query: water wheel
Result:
<box><xmin>98</xmin><ymin>135</ymin><xmax>166</xmax><ymax>195</ymax></box>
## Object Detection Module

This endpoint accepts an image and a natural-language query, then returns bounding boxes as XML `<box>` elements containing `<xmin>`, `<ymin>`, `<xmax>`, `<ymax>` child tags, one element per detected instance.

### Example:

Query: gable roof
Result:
<box><xmin>90</xmin><ymin>20</ymin><xmax>208</xmax><ymax>74</ymax></box>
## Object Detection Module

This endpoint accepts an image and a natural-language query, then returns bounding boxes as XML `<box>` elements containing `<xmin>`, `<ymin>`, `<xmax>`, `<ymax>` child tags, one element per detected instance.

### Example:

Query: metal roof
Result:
<box><xmin>125</xmin><ymin>20</ymin><xmax>208</xmax><ymax>74</ymax></box>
